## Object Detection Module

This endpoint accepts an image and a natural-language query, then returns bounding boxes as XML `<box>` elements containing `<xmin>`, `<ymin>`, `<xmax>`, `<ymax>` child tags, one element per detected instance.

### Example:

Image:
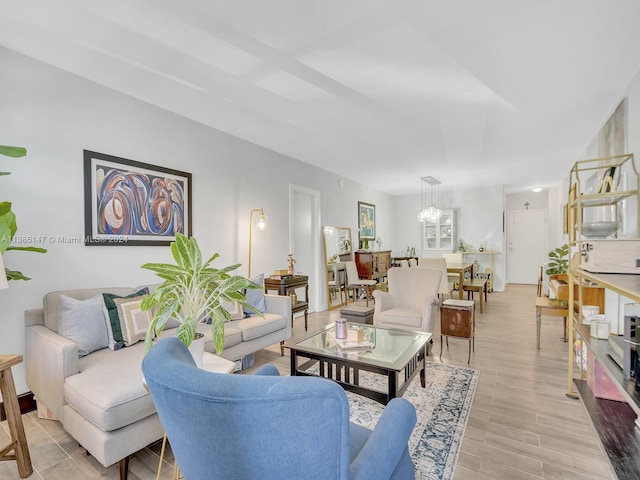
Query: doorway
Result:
<box><xmin>508</xmin><ymin>210</ymin><xmax>547</xmax><ymax>284</ymax></box>
<box><xmin>289</xmin><ymin>184</ymin><xmax>322</xmax><ymax>312</ymax></box>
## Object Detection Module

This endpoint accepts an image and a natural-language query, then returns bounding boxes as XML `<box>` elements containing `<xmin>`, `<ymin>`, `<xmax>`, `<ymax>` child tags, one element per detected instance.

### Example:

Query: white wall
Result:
<box><xmin>392</xmin><ymin>185</ymin><xmax>506</xmax><ymax>291</ymax></box>
<box><xmin>0</xmin><ymin>47</ymin><xmax>397</xmax><ymax>393</ymax></box>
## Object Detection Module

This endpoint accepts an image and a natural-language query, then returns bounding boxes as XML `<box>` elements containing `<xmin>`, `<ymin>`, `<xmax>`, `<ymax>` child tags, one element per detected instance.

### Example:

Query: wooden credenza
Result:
<box><xmin>355</xmin><ymin>250</ymin><xmax>391</xmax><ymax>281</ymax></box>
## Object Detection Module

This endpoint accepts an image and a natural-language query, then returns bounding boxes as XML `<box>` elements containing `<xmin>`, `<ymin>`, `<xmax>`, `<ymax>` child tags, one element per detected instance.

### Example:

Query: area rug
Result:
<box><xmin>343</xmin><ymin>362</ymin><xmax>479</xmax><ymax>480</ymax></box>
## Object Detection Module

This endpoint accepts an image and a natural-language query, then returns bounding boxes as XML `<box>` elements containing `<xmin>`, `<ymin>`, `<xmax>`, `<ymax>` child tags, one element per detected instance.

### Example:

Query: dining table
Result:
<box><xmin>446</xmin><ymin>262</ymin><xmax>474</xmax><ymax>299</ymax></box>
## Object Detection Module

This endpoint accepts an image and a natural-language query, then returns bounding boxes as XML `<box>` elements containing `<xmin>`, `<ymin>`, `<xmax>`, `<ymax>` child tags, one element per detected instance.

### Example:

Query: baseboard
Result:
<box><xmin>0</xmin><ymin>391</ymin><xmax>36</xmax><ymax>421</ymax></box>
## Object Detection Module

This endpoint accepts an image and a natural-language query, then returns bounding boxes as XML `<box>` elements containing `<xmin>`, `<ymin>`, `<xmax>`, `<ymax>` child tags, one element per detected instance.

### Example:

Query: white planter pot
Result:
<box><xmin>187</xmin><ymin>333</ymin><xmax>205</xmax><ymax>368</ymax></box>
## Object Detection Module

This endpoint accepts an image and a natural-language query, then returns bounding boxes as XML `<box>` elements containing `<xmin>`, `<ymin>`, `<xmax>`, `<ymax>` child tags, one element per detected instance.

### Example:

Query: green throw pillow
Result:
<box><xmin>103</xmin><ymin>288</ymin><xmax>149</xmax><ymax>348</ymax></box>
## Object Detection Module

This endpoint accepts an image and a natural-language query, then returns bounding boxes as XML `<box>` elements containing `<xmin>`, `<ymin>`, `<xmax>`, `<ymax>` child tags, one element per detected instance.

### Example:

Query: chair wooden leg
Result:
<box><xmin>536</xmin><ymin>309</ymin><xmax>541</xmax><ymax>350</ymax></box>
<box><xmin>119</xmin><ymin>456</ymin><xmax>129</xmax><ymax>480</ymax></box>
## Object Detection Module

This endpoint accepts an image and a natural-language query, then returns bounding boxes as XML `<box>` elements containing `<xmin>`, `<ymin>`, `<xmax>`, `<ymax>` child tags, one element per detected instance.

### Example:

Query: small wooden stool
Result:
<box><xmin>0</xmin><ymin>354</ymin><xmax>33</xmax><ymax>478</ymax></box>
<box><xmin>440</xmin><ymin>299</ymin><xmax>475</xmax><ymax>364</ymax></box>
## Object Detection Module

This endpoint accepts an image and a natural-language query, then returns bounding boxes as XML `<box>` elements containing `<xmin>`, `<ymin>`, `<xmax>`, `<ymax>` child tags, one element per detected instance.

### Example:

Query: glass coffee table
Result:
<box><xmin>286</xmin><ymin>323</ymin><xmax>431</xmax><ymax>405</ymax></box>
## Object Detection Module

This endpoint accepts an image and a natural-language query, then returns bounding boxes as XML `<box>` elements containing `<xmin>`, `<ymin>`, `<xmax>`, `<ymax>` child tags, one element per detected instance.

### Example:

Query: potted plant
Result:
<box><xmin>546</xmin><ymin>243</ymin><xmax>570</xmax><ymax>279</ymax></box>
<box><xmin>0</xmin><ymin>145</ymin><xmax>47</xmax><ymax>282</ymax></box>
<box><xmin>142</xmin><ymin>233</ymin><xmax>260</xmax><ymax>356</ymax></box>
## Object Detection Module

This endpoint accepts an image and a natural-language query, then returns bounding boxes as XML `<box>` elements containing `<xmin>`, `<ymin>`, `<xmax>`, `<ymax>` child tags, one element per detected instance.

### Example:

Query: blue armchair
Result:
<box><xmin>142</xmin><ymin>338</ymin><xmax>417</xmax><ymax>480</ymax></box>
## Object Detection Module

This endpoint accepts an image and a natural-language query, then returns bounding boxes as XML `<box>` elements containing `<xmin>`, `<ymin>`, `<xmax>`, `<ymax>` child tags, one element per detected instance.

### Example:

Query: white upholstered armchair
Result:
<box><xmin>372</xmin><ymin>267</ymin><xmax>442</xmax><ymax>334</ymax></box>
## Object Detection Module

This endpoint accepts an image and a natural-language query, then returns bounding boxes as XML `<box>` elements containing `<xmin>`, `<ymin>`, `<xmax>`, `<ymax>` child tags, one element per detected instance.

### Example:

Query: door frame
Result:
<box><xmin>289</xmin><ymin>184</ymin><xmax>322</xmax><ymax>312</ymax></box>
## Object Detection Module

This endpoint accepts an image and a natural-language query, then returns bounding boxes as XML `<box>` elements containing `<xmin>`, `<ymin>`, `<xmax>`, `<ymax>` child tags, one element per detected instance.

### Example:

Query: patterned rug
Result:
<box><xmin>344</xmin><ymin>362</ymin><xmax>479</xmax><ymax>480</ymax></box>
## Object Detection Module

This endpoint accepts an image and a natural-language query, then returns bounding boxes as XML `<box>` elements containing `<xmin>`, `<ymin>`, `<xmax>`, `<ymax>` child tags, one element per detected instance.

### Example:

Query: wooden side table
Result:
<box><xmin>0</xmin><ymin>354</ymin><xmax>33</xmax><ymax>478</ymax></box>
<box><xmin>440</xmin><ymin>299</ymin><xmax>475</xmax><ymax>364</ymax></box>
<box><xmin>264</xmin><ymin>275</ymin><xmax>309</xmax><ymax>331</ymax></box>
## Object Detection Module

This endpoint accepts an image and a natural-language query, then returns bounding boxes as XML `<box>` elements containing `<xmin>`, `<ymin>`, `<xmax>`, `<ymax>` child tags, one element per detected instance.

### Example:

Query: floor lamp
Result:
<box><xmin>248</xmin><ymin>208</ymin><xmax>266</xmax><ymax>278</ymax></box>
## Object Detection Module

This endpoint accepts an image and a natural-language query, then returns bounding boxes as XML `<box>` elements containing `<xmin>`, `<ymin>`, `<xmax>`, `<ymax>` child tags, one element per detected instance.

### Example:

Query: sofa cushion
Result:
<box><xmin>58</xmin><ymin>294</ymin><xmax>109</xmax><ymax>357</ymax></box>
<box><xmin>378</xmin><ymin>308</ymin><xmax>422</xmax><ymax>328</ymax></box>
<box><xmin>64</xmin><ymin>344</ymin><xmax>155</xmax><ymax>432</ymax></box>
<box><xmin>230</xmin><ymin>313</ymin><xmax>286</xmax><ymax>341</ymax></box>
<box><xmin>197</xmin><ymin>322</ymin><xmax>242</xmax><ymax>349</ymax></box>
<box><xmin>113</xmin><ymin>295</ymin><xmax>152</xmax><ymax>347</ymax></box>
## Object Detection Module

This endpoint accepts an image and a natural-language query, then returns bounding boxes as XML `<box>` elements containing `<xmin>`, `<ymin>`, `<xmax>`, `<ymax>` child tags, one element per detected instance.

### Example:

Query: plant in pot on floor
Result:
<box><xmin>141</xmin><ymin>233</ymin><xmax>260</xmax><ymax>364</ymax></box>
<box><xmin>545</xmin><ymin>243</ymin><xmax>570</xmax><ymax>279</ymax></box>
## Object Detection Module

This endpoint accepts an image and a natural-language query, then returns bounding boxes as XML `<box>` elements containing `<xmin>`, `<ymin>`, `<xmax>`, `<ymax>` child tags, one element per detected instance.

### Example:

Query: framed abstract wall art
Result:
<box><xmin>84</xmin><ymin>150</ymin><xmax>192</xmax><ymax>246</ymax></box>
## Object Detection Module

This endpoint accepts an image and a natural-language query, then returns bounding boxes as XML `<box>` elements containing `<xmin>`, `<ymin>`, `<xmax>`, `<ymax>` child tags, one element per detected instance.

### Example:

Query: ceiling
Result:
<box><xmin>2</xmin><ymin>1</ymin><xmax>640</xmax><ymax>195</ymax></box>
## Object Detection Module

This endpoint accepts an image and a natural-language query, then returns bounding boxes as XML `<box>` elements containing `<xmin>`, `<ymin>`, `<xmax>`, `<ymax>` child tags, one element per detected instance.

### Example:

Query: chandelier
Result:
<box><xmin>417</xmin><ymin>176</ymin><xmax>442</xmax><ymax>223</ymax></box>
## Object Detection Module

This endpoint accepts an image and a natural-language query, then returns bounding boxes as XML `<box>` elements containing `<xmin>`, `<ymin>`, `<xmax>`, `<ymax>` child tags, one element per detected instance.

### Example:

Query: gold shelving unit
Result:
<box><xmin>568</xmin><ymin>153</ymin><xmax>639</xmax><ymax>244</ymax></box>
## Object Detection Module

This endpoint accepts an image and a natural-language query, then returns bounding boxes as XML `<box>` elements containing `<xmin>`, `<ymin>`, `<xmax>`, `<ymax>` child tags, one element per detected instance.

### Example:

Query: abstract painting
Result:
<box><xmin>84</xmin><ymin>150</ymin><xmax>192</xmax><ymax>246</ymax></box>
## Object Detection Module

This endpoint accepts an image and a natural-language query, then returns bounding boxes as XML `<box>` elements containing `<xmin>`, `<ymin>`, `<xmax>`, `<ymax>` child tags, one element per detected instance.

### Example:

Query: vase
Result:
<box><xmin>187</xmin><ymin>332</ymin><xmax>205</xmax><ymax>368</ymax></box>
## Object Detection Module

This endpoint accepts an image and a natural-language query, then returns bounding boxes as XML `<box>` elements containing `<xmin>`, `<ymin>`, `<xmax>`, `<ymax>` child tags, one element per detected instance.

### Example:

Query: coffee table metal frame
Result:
<box><xmin>286</xmin><ymin>323</ymin><xmax>431</xmax><ymax>405</ymax></box>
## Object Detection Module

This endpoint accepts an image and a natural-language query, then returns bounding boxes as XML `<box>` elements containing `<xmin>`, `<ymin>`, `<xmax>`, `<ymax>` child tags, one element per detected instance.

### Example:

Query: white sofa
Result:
<box><xmin>24</xmin><ymin>286</ymin><xmax>291</xmax><ymax>480</ymax></box>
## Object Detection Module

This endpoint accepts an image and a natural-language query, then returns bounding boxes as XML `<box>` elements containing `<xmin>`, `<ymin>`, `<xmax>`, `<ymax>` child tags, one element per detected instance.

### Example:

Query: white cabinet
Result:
<box><xmin>422</xmin><ymin>209</ymin><xmax>456</xmax><ymax>254</ymax></box>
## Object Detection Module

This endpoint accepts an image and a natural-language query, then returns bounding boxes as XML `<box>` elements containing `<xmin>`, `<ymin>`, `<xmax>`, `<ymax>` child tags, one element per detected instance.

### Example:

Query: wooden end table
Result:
<box><xmin>0</xmin><ymin>354</ymin><xmax>33</xmax><ymax>478</ymax></box>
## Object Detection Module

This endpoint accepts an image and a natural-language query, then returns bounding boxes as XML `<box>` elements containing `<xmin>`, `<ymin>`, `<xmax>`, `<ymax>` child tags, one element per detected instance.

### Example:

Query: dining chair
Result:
<box><xmin>344</xmin><ymin>261</ymin><xmax>377</xmax><ymax>307</ymax></box>
<box><xmin>418</xmin><ymin>258</ymin><xmax>452</xmax><ymax>298</ymax></box>
<box><xmin>442</xmin><ymin>252</ymin><xmax>465</xmax><ymax>291</ymax></box>
<box><xmin>535</xmin><ymin>266</ymin><xmax>569</xmax><ymax>350</ymax></box>
<box><xmin>328</xmin><ymin>263</ymin><xmax>346</xmax><ymax>305</ymax></box>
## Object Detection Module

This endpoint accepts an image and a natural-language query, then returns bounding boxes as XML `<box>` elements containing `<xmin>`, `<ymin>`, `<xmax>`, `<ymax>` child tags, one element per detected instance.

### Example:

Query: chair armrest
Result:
<box><xmin>25</xmin><ymin>325</ymin><xmax>79</xmax><ymax>420</ymax></box>
<box><xmin>372</xmin><ymin>291</ymin><xmax>397</xmax><ymax>326</ymax></box>
<box><xmin>372</xmin><ymin>290</ymin><xmax>396</xmax><ymax>310</ymax></box>
<box><xmin>349</xmin><ymin>397</ymin><xmax>417</xmax><ymax>480</ymax></box>
<box><xmin>420</xmin><ymin>295</ymin><xmax>438</xmax><ymax>332</ymax></box>
<box><xmin>253</xmin><ymin>364</ymin><xmax>280</xmax><ymax>376</ymax></box>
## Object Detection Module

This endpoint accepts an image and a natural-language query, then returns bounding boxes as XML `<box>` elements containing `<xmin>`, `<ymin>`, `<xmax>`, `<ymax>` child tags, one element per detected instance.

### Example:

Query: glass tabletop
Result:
<box><xmin>290</xmin><ymin>323</ymin><xmax>431</xmax><ymax>371</ymax></box>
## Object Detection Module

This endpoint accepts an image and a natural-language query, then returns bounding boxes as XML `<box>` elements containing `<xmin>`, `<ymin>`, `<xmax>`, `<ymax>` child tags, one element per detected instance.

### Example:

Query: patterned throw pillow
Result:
<box><xmin>113</xmin><ymin>295</ymin><xmax>152</xmax><ymax>347</ymax></box>
<box><xmin>102</xmin><ymin>288</ymin><xmax>149</xmax><ymax>349</ymax></box>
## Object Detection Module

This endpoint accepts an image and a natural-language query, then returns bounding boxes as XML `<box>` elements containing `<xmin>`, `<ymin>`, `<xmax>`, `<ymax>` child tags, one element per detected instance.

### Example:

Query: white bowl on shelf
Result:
<box><xmin>581</xmin><ymin>221</ymin><xmax>616</xmax><ymax>238</ymax></box>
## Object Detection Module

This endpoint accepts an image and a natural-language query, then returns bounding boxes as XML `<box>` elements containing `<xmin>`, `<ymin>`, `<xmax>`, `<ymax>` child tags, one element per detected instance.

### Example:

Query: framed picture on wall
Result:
<box><xmin>84</xmin><ymin>150</ymin><xmax>192</xmax><ymax>246</ymax></box>
<box><xmin>358</xmin><ymin>201</ymin><xmax>375</xmax><ymax>243</ymax></box>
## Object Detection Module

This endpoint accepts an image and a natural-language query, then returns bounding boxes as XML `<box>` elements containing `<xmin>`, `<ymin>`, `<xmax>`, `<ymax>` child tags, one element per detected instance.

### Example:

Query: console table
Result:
<box><xmin>264</xmin><ymin>275</ymin><xmax>309</xmax><ymax>331</ymax></box>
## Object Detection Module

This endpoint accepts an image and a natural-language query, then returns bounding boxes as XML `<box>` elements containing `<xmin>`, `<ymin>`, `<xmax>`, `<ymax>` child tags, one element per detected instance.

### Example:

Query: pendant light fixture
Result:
<box><xmin>417</xmin><ymin>176</ymin><xmax>442</xmax><ymax>223</ymax></box>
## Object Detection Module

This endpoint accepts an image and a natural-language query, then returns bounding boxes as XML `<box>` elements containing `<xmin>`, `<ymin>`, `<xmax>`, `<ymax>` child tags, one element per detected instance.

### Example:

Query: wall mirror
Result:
<box><xmin>322</xmin><ymin>226</ymin><xmax>352</xmax><ymax>310</ymax></box>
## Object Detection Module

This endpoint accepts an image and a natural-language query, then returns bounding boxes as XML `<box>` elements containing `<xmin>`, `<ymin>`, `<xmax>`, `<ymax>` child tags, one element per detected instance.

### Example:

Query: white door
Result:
<box><xmin>290</xmin><ymin>185</ymin><xmax>321</xmax><ymax>312</ymax></box>
<box><xmin>508</xmin><ymin>210</ymin><xmax>547</xmax><ymax>284</ymax></box>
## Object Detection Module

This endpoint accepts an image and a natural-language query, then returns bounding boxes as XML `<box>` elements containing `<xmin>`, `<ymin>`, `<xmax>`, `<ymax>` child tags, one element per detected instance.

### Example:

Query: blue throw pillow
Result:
<box><xmin>244</xmin><ymin>273</ymin><xmax>267</xmax><ymax>316</ymax></box>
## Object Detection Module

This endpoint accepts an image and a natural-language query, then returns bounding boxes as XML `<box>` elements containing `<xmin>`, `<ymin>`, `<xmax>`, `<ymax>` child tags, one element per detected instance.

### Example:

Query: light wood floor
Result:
<box><xmin>0</xmin><ymin>284</ymin><xmax>615</xmax><ymax>479</ymax></box>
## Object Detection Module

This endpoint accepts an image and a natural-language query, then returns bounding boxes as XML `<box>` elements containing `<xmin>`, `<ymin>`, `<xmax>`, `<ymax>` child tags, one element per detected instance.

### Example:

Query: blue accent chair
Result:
<box><xmin>142</xmin><ymin>337</ymin><xmax>417</xmax><ymax>480</ymax></box>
